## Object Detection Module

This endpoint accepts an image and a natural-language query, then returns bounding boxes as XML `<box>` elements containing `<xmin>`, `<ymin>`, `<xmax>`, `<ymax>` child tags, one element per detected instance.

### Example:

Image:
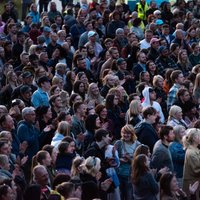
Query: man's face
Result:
<box><xmin>4</xmin><ymin>115</ymin><xmax>14</xmax><ymax>131</ymax></box>
<box><xmin>25</xmin><ymin>111</ymin><xmax>36</xmax><ymax>124</ymax></box>
<box><xmin>55</xmin><ymin>17</ymin><xmax>62</xmax><ymax>25</ymax></box>
<box><xmin>21</xmin><ymin>55</ymin><xmax>29</xmax><ymax>65</ymax></box>
<box><xmin>41</xmin><ymin>81</ymin><xmax>51</xmax><ymax>92</ymax></box>
<box><xmin>18</xmin><ymin>35</ymin><xmax>25</xmax><ymax>44</ymax></box>
<box><xmin>147</xmin><ymin>113</ymin><xmax>157</xmax><ymax>124</ymax></box>
<box><xmin>119</xmin><ymin>61</ymin><xmax>127</xmax><ymax>70</ymax></box>
<box><xmin>41</xmin><ymin>53</ymin><xmax>48</xmax><ymax>63</ymax></box>
<box><xmin>0</xmin><ymin>143</ymin><xmax>10</xmax><ymax>156</ymax></box>
<box><xmin>145</xmin><ymin>32</ymin><xmax>153</xmax><ymax>42</ymax></box>
<box><xmin>111</xmin><ymin>49</ymin><xmax>119</xmax><ymax>59</ymax></box>
<box><xmin>138</xmin><ymin>53</ymin><xmax>147</xmax><ymax>63</ymax></box>
<box><xmin>35</xmin><ymin>168</ymin><xmax>49</xmax><ymax>187</ymax></box>
<box><xmin>78</xmin><ymin>104</ymin><xmax>87</xmax><ymax>117</ymax></box>
<box><xmin>176</xmin><ymin>73</ymin><xmax>184</xmax><ymax>85</ymax></box>
<box><xmin>162</xmin><ymin>27</ymin><xmax>170</xmax><ymax>35</ymax></box>
<box><xmin>165</xmin><ymin>130</ymin><xmax>175</xmax><ymax>143</ymax></box>
<box><xmin>77</xmin><ymin>59</ymin><xmax>86</xmax><ymax>69</ymax></box>
<box><xmin>105</xmin><ymin>41</ymin><xmax>113</xmax><ymax>49</ymax></box>
<box><xmin>149</xmin><ymin>90</ymin><xmax>156</xmax><ymax>101</ymax></box>
<box><xmin>22</xmin><ymin>90</ymin><xmax>32</xmax><ymax>101</ymax></box>
<box><xmin>161</xmin><ymin>49</ymin><xmax>169</xmax><ymax>57</ymax></box>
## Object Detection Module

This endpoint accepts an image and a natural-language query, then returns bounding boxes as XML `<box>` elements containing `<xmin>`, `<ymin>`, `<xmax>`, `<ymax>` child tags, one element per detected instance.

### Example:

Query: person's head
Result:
<box><xmin>77</xmin><ymin>57</ymin><xmax>86</xmax><ymax>69</ymax></box>
<box><xmin>170</xmin><ymin>43</ymin><xmax>180</xmax><ymax>56</ymax></box>
<box><xmin>178</xmin><ymin>49</ymin><xmax>188</xmax><ymax>63</ymax></box>
<box><xmin>183</xmin><ymin>80</ymin><xmax>193</xmax><ymax>95</ymax></box>
<box><xmin>158</xmin><ymin>46</ymin><xmax>169</xmax><ymax>57</ymax></box>
<box><xmin>37</xmin><ymin>76</ymin><xmax>51</xmax><ymax>92</ymax></box>
<box><xmin>57</xmin><ymin>121</ymin><xmax>71</xmax><ymax>137</ymax></box>
<box><xmin>194</xmin><ymin>73</ymin><xmax>200</xmax><ymax>90</ymax></box>
<box><xmin>69</xmin><ymin>93</ymin><xmax>82</xmax><ymax>108</ymax></box>
<box><xmin>143</xmin><ymin>87</ymin><xmax>156</xmax><ymax>102</ymax></box>
<box><xmin>106</xmin><ymin>94</ymin><xmax>119</xmax><ymax>109</ymax></box>
<box><xmin>95</xmin><ymin>104</ymin><xmax>107</xmax><ymax>121</ymax></box>
<box><xmin>35</xmin><ymin>150</ymin><xmax>52</xmax><ymax>167</ymax></box>
<box><xmin>42</xmin><ymin>145</ymin><xmax>57</xmax><ymax>165</ymax></box>
<box><xmin>160</xmin><ymin>173</ymin><xmax>179</xmax><ymax>198</ymax></box>
<box><xmin>170</xmin><ymin>70</ymin><xmax>184</xmax><ymax>85</ymax></box>
<box><xmin>140</xmin><ymin>71</ymin><xmax>150</xmax><ymax>83</ymax></box>
<box><xmin>23</xmin><ymin>184</ymin><xmax>42</xmax><ymax>200</ymax></box>
<box><xmin>0</xmin><ymin>154</ymin><xmax>10</xmax><ymax>170</ymax></box>
<box><xmin>183</xmin><ymin>128</ymin><xmax>200</xmax><ymax>149</ymax></box>
<box><xmin>108</xmin><ymin>47</ymin><xmax>119</xmax><ymax>59</ymax></box>
<box><xmin>162</xmin><ymin>24</ymin><xmax>170</xmax><ymax>35</ymax></box>
<box><xmin>177</xmin><ymin>88</ymin><xmax>190</xmax><ymax>103</ymax></box>
<box><xmin>131</xmin><ymin>154</ymin><xmax>149</xmax><ymax>184</ymax></box>
<box><xmin>22</xmin><ymin>107</ymin><xmax>36</xmax><ymax>124</ymax></box>
<box><xmin>36</xmin><ymin>106</ymin><xmax>52</xmax><ymax>121</ymax></box>
<box><xmin>168</xmin><ymin>105</ymin><xmax>183</xmax><ymax>121</ymax></box>
<box><xmin>134</xmin><ymin>144</ymin><xmax>151</xmax><ymax>158</ymax></box>
<box><xmin>150</xmin><ymin>37</ymin><xmax>160</xmax><ymax>49</ymax></box>
<box><xmin>49</xmin><ymin>94</ymin><xmax>63</xmax><ymax>109</ymax></box>
<box><xmin>61</xmin><ymin>136</ymin><xmax>76</xmax><ymax>154</ymax></box>
<box><xmin>142</xmin><ymin>106</ymin><xmax>157</xmax><ymax>124</ymax></box>
<box><xmin>0</xmin><ymin>184</ymin><xmax>13</xmax><ymax>200</ymax></box>
<box><xmin>52</xmin><ymin>174</ymin><xmax>71</xmax><ymax>190</ymax></box>
<box><xmin>56</xmin><ymin>182</ymin><xmax>77</xmax><ymax>199</ymax></box>
<box><xmin>159</xmin><ymin>125</ymin><xmax>175</xmax><ymax>143</ymax></box>
<box><xmin>22</xmin><ymin>71</ymin><xmax>34</xmax><ymax>85</ymax></box>
<box><xmin>173</xmin><ymin>125</ymin><xmax>186</xmax><ymax>143</ymax></box>
<box><xmin>103</xmin><ymin>74</ymin><xmax>115</xmax><ymax>88</ymax></box>
<box><xmin>73</xmin><ymin>102</ymin><xmax>87</xmax><ymax>118</ymax></box>
<box><xmin>73</xmin><ymin>80</ymin><xmax>86</xmax><ymax>95</ymax></box>
<box><xmin>144</xmin><ymin>29</ymin><xmax>153</xmax><ymax>43</ymax></box>
<box><xmin>85</xmin><ymin>114</ymin><xmax>101</xmax><ymax>132</ymax></box>
<box><xmin>82</xmin><ymin>156</ymin><xmax>101</xmax><ymax>176</ymax></box>
<box><xmin>95</xmin><ymin>128</ymin><xmax>111</xmax><ymax>145</ymax></box>
<box><xmin>0</xmin><ymin>114</ymin><xmax>14</xmax><ymax>131</ymax></box>
<box><xmin>33</xmin><ymin>165</ymin><xmax>49</xmax><ymax>187</ymax></box>
<box><xmin>0</xmin><ymin>131</ymin><xmax>12</xmax><ymax>142</ymax></box>
<box><xmin>129</xmin><ymin>100</ymin><xmax>143</xmax><ymax>116</ymax></box>
<box><xmin>175</xmin><ymin>29</ymin><xmax>184</xmax><ymax>40</ymax></box>
<box><xmin>121</xmin><ymin>124</ymin><xmax>137</xmax><ymax>143</ymax></box>
<box><xmin>137</xmin><ymin>51</ymin><xmax>147</xmax><ymax>64</ymax></box>
<box><xmin>50</xmin><ymin>85</ymin><xmax>61</xmax><ymax>96</ymax></box>
<box><xmin>153</xmin><ymin>75</ymin><xmax>164</xmax><ymax>88</ymax></box>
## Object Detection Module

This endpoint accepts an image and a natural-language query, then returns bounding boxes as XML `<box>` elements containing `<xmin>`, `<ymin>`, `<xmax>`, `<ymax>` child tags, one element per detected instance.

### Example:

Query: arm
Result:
<box><xmin>146</xmin><ymin>172</ymin><xmax>159</xmax><ymax>195</ymax></box>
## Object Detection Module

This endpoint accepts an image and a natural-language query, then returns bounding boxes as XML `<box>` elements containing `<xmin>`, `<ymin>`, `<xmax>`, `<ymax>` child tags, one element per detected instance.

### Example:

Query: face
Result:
<box><xmin>137</xmin><ymin>102</ymin><xmax>143</xmax><ymax>113</ymax></box>
<box><xmin>142</xmin><ymin>72</ymin><xmax>150</xmax><ymax>82</ymax></box>
<box><xmin>107</xmin><ymin>77</ymin><xmax>115</xmax><ymax>87</ymax></box>
<box><xmin>100</xmin><ymin>108</ymin><xmax>107</xmax><ymax>119</ymax></box>
<box><xmin>68</xmin><ymin>141</ymin><xmax>76</xmax><ymax>153</ymax></box>
<box><xmin>123</xmin><ymin>131</ymin><xmax>132</xmax><ymax>142</ymax></box>
<box><xmin>157</xmin><ymin>78</ymin><xmax>164</xmax><ymax>88</ymax></box>
<box><xmin>119</xmin><ymin>61</ymin><xmax>127</xmax><ymax>70</ymax></box>
<box><xmin>111</xmin><ymin>49</ymin><xmax>119</xmax><ymax>59</ymax></box>
<box><xmin>113</xmin><ymin>95</ymin><xmax>119</xmax><ymax>105</ymax></box>
<box><xmin>139</xmin><ymin>53</ymin><xmax>147</xmax><ymax>63</ymax></box>
<box><xmin>53</xmin><ymin>87</ymin><xmax>61</xmax><ymax>95</ymax></box>
<box><xmin>145</xmin><ymin>32</ymin><xmax>153</xmax><ymax>42</ymax></box>
<box><xmin>22</xmin><ymin>55</ymin><xmax>29</xmax><ymax>64</ymax></box>
<box><xmin>149</xmin><ymin>90</ymin><xmax>156</xmax><ymax>101</ymax></box>
<box><xmin>175</xmin><ymin>110</ymin><xmax>182</xmax><ymax>120</ymax></box>
<box><xmin>65</xmin><ymin>114</ymin><xmax>72</xmax><ymax>125</ymax></box>
<box><xmin>170</xmin><ymin>176</ymin><xmax>179</xmax><ymax>192</ymax></box>
<box><xmin>176</xmin><ymin>73</ymin><xmax>184</xmax><ymax>84</ymax></box>
<box><xmin>102</xmin><ymin>134</ymin><xmax>111</xmax><ymax>145</ymax></box>
<box><xmin>90</xmin><ymin>84</ymin><xmax>99</xmax><ymax>95</ymax></box>
<box><xmin>79</xmin><ymin>83</ymin><xmax>85</xmax><ymax>93</ymax></box>
<box><xmin>44</xmin><ymin>108</ymin><xmax>52</xmax><ymax>120</ymax></box>
<box><xmin>0</xmin><ymin>143</ymin><xmax>10</xmax><ymax>156</ymax></box>
<box><xmin>148</xmin><ymin>62</ymin><xmax>156</xmax><ymax>72</ymax></box>
<box><xmin>54</xmin><ymin>97</ymin><xmax>62</xmax><ymax>108</ymax></box>
<box><xmin>74</xmin><ymin>95</ymin><xmax>82</xmax><ymax>103</ymax></box>
<box><xmin>147</xmin><ymin>113</ymin><xmax>157</xmax><ymax>124</ymax></box>
<box><xmin>79</xmin><ymin>104</ymin><xmax>87</xmax><ymax>117</ymax></box>
<box><xmin>25</xmin><ymin>111</ymin><xmax>36</xmax><ymax>123</ymax></box>
<box><xmin>35</xmin><ymin>168</ymin><xmax>49</xmax><ymax>186</ymax></box>
<box><xmin>188</xmin><ymin>83</ymin><xmax>194</xmax><ymax>94</ymax></box>
<box><xmin>182</xmin><ymin>91</ymin><xmax>190</xmax><ymax>102</ymax></box>
<box><xmin>181</xmin><ymin>51</ymin><xmax>187</xmax><ymax>60</ymax></box>
<box><xmin>43</xmin><ymin>152</ymin><xmax>52</xmax><ymax>167</ymax></box>
<box><xmin>95</xmin><ymin>117</ymin><xmax>101</xmax><ymax>128</ymax></box>
<box><xmin>41</xmin><ymin>81</ymin><xmax>51</xmax><ymax>91</ymax></box>
<box><xmin>88</xmin><ymin>45</ymin><xmax>95</xmax><ymax>54</ymax></box>
<box><xmin>78</xmin><ymin>59</ymin><xmax>86</xmax><ymax>69</ymax></box>
<box><xmin>166</xmin><ymin>130</ymin><xmax>175</xmax><ymax>142</ymax></box>
<box><xmin>24</xmin><ymin>76</ymin><xmax>33</xmax><ymax>85</ymax></box>
<box><xmin>4</xmin><ymin>115</ymin><xmax>14</xmax><ymax>131</ymax></box>
<box><xmin>51</xmin><ymin>148</ymin><xmax>58</xmax><ymax>164</ymax></box>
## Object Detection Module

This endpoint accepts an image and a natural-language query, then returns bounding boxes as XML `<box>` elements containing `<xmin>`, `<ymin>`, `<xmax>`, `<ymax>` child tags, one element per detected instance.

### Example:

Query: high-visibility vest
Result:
<box><xmin>136</xmin><ymin>2</ymin><xmax>149</xmax><ymax>21</ymax></box>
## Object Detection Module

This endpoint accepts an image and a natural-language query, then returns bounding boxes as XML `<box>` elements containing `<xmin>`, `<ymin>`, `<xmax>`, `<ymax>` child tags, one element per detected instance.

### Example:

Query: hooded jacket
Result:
<box><xmin>142</xmin><ymin>87</ymin><xmax>165</xmax><ymax>123</ymax></box>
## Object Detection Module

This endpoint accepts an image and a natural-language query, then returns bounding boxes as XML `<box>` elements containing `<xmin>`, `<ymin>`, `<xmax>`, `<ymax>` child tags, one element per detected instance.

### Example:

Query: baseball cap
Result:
<box><xmin>150</xmin><ymin>37</ymin><xmax>160</xmax><ymax>45</ymax></box>
<box><xmin>43</xmin><ymin>26</ymin><xmax>51</xmax><ymax>33</ymax></box>
<box><xmin>156</xmin><ymin>19</ymin><xmax>164</xmax><ymax>25</ymax></box>
<box><xmin>158</xmin><ymin>46</ymin><xmax>168</xmax><ymax>54</ymax></box>
<box><xmin>22</xmin><ymin>71</ymin><xmax>33</xmax><ymax>78</ymax></box>
<box><xmin>88</xmin><ymin>31</ymin><xmax>97</xmax><ymax>38</ymax></box>
<box><xmin>20</xmin><ymin>85</ymin><xmax>32</xmax><ymax>94</ymax></box>
<box><xmin>116</xmin><ymin>58</ymin><xmax>125</xmax><ymax>65</ymax></box>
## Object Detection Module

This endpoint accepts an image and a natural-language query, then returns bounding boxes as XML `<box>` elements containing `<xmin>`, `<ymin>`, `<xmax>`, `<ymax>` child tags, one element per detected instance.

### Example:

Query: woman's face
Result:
<box><xmin>113</xmin><ymin>95</ymin><xmax>119</xmax><ymax>105</ymax></box>
<box><xmin>100</xmin><ymin>108</ymin><xmax>107</xmax><ymax>119</ymax></box>
<box><xmin>80</xmin><ymin>74</ymin><xmax>88</xmax><ymax>84</ymax></box>
<box><xmin>175</xmin><ymin>110</ymin><xmax>183</xmax><ymax>120</ymax></box>
<box><xmin>142</xmin><ymin>72</ymin><xmax>150</xmax><ymax>82</ymax></box>
<box><xmin>190</xmin><ymin>29</ymin><xmax>196</xmax><ymax>38</ymax></box>
<box><xmin>79</xmin><ymin>83</ymin><xmax>85</xmax><ymax>93</ymax></box>
<box><xmin>68</xmin><ymin>141</ymin><xmax>76</xmax><ymax>153</ymax></box>
<box><xmin>11</xmin><ymin>72</ymin><xmax>17</xmax><ymax>82</ymax></box>
<box><xmin>137</xmin><ymin>102</ymin><xmax>143</xmax><ymax>113</ymax></box>
<box><xmin>74</xmin><ymin>95</ymin><xmax>82</xmax><ymax>103</ymax></box>
<box><xmin>157</xmin><ymin>78</ymin><xmax>164</xmax><ymax>88</ymax></box>
<box><xmin>91</xmin><ymin>84</ymin><xmax>99</xmax><ymax>95</ymax></box>
<box><xmin>54</xmin><ymin>87</ymin><xmax>61</xmax><ymax>95</ymax></box>
<box><xmin>188</xmin><ymin>82</ymin><xmax>194</xmax><ymax>94</ymax></box>
<box><xmin>44</xmin><ymin>108</ymin><xmax>52</xmax><ymax>120</ymax></box>
<box><xmin>170</xmin><ymin>176</ymin><xmax>179</xmax><ymax>192</ymax></box>
<box><xmin>95</xmin><ymin>117</ymin><xmax>101</xmax><ymax>128</ymax></box>
<box><xmin>88</xmin><ymin>45</ymin><xmax>95</xmax><ymax>54</ymax></box>
<box><xmin>38</xmin><ymin>69</ymin><xmax>47</xmax><ymax>77</ymax></box>
<box><xmin>148</xmin><ymin>62</ymin><xmax>156</xmax><ymax>72</ymax></box>
<box><xmin>71</xmin><ymin>72</ymin><xmax>76</xmax><ymax>81</ymax></box>
<box><xmin>123</xmin><ymin>131</ymin><xmax>132</xmax><ymax>142</ymax></box>
<box><xmin>28</xmin><ymin>38</ymin><xmax>33</xmax><ymax>46</ymax></box>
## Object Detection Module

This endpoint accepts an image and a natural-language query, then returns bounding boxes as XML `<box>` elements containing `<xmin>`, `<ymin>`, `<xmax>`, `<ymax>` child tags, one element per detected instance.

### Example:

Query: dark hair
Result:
<box><xmin>69</xmin><ymin>93</ymin><xmax>80</xmax><ymax>107</ymax></box>
<box><xmin>105</xmin><ymin>94</ymin><xmax>115</xmax><ymax>110</ymax></box>
<box><xmin>52</xmin><ymin>174</ymin><xmax>71</xmax><ymax>190</ymax></box>
<box><xmin>50</xmin><ymin>85</ymin><xmax>59</xmax><ymax>96</ymax></box>
<box><xmin>131</xmin><ymin>154</ymin><xmax>148</xmax><ymax>184</ymax></box>
<box><xmin>56</xmin><ymin>182</ymin><xmax>75</xmax><ymax>198</ymax></box>
<box><xmin>170</xmin><ymin>70</ymin><xmax>182</xmax><ymax>83</ymax></box>
<box><xmin>159</xmin><ymin>125</ymin><xmax>173</xmax><ymax>140</ymax></box>
<box><xmin>23</xmin><ymin>184</ymin><xmax>41</xmax><ymax>200</ymax></box>
<box><xmin>95</xmin><ymin>128</ymin><xmax>109</xmax><ymax>142</ymax></box>
<box><xmin>73</xmin><ymin>80</ymin><xmax>85</xmax><ymax>100</ymax></box>
<box><xmin>177</xmin><ymin>88</ymin><xmax>189</xmax><ymax>99</ymax></box>
<box><xmin>134</xmin><ymin>144</ymin><xmax>150</xmax><ymax>158</ymax></box>
<box><xmin>49</xmin><ymin>94</ymin><xmax>60</xmax><ymax>107</ymax></box>
<box><xmin>194</xmin><ymin>120</ymin><xmax>200</xmax><ymax>129</ymax></box>
<box><xmin>35</xmin><ymin>106</ymin><xmax>50</xmax><ymax>117</ymax></box>
<box><xmin>57</xmin><ymin>111</ymin><xmax>70</xmax><ymax>122</ymax></box>
<box><xmin>58</xmin><ymin>142</ymin><xmax>69</xmax><ymax>154</ymax></box>
<box><xmin>62</xmin><ymin>136</ymin><xmax>74</xmax><ymax>143</ymax></box>
<box><xmin>42</xmin><ymin>144</ymin><xmax>54</xmax><ymax>156</ymax></box>
<box><xmin>73</xmin><ymin>101</ymin><xmax>83</xmax><ymax>113</ymax></box>
<box><xmin>170</xmin><ymin>43</ymin><xmax>179</xmax><ymax>52</ymax></box>
<box><xmin>132</xmin><ymin>18</ymin><xmax>142</xmax><ymax>27</ymax></box>
<box><xmin>143</xmin><ymin>107</ymin><xmax>157</xmax><ymax>119</ymax></box>
<box><xmin>160</xmin><ymin>172</ymin><xmax>175</xmax><ymax>198</ymax></box>
<box><xmin>128</xmin><ymin>93</ymin><xmax>140</xmax><ymax>103</ymax></box>
<box><xmin>85</xmin><ymin>114</ymin><xmax>99</xmax><ymax>132</ymax></box>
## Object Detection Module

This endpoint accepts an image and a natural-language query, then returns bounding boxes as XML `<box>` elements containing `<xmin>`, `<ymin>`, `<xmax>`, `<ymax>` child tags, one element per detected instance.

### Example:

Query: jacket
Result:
<box><xmin>134</xmin><ymin>120</ymin><xmax>159</xmax><ymax>153</ymax></box>
<box><xmin>136</xmin><ymin>2</ymin><xmax>148</xmax><ymax>21</ymax></box>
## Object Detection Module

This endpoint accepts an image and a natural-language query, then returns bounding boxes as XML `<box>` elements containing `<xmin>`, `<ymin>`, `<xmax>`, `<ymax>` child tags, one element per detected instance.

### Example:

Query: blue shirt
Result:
<box><xmin>31</xmin><ymin>88</ymin><xmax>49</xmax><ymax>108</ymax></box>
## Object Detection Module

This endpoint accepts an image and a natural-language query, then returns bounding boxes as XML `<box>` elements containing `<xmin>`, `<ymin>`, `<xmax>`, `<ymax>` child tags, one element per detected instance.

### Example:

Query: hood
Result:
<box><xmin>142</xmin><ymin>86</ymin><xmax>152</xmax><ymax>107</ymax></box>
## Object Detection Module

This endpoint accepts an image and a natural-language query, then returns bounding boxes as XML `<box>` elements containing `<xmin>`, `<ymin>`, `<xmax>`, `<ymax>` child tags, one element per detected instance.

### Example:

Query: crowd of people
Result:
<box><xmin>1</xmin><ymin>0</ymin><xmax>200</xmax><ymax>199</ymax></box>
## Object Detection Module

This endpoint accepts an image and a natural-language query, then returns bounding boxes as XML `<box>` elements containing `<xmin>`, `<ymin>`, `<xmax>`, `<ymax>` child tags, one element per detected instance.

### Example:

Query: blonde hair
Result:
<box><xmin>194</xmin><ymin>73</ymin><xmax>200</xmax><ymax>93</ymax></box>
<box><xmin>71</xmin><ymin>156</ymin><xmax>85</xmax><ymax>177</ymax></box>
<box><xmin>129</xmin><ymin>100</ymin><xmax>141</xmax><ymax>116</ymax></box>
<box><xmin>57</xmin><ymin>121</ymin><xmax>71</xmax><ymax>136</ymax></box>
<box><xmin>82</xmin><ymin>156</ymin><xmax>101</xmax><ymax>177</ymax></box>
<box><xmin>182</xmin><ymin>128</ymin><xmax>200</xmax><ymax>149</ymax></box>
<box><xmin>168</xmin><ymin>105</ymin><xmax>182</xmax><ymax>120</ymax></box>
<box><xmin>173</xmin><ymin>125</ymin><xmax>185</xmax><ymax>142</ymax></box>
<box><xmin>121</xmin><ymin>124</ymin><xmax>137</xmax><ymax>142</ymax></box>
<box><xmin>153</xmin><ymin>75</ymin><xmax>164</xmax><ymax>87</ymax></box>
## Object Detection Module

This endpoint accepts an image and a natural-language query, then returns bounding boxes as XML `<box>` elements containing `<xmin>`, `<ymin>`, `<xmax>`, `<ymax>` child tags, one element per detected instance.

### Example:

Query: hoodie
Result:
<box><xmin>142</xmin><ymin>87</ymin><xmax>165</xmax><ymax>123</ymax></box>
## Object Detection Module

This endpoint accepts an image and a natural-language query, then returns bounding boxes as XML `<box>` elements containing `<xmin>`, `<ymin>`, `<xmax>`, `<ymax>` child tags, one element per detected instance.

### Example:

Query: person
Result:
<box><xmin>31</xmin><ymin>76</ymin><xmax>51</xmax><ymax>108</ymax></box>
<box><xmin>151</xmin><ymin>125</ymin><xmax>175</xmax><ymax>172</ymax></box>
<box><xmin>193</xmin><ymin>73</ymin><xmax>200</xmax><ymax>104</ymax></box>
<box><xmin>115</xmin><ymin>124</ymin><xmax>141</xmax><ymax>200</ymax></box>
<box><xmin>134</xmin><ymin>106</ymin><xmax>159</xmax><ymax>153</ymax></box>
<box><xmin>131</xmin><ymin>154</ymin><xmax>159</xmax><ymax>200</ymax></box>
<box><xmin>160</xmin><ymin>172</ymin><xmax>199</xmax><ymax>200</ymax></box>
<box><xmin>183</xmin><ymin>128</ymin><xmax>200</xmax><ymax>199</ymax></box>
<box><xmin>169</xmin><ymin>125</ymin><xmax>186</xmax><ymax>187</ymax></box>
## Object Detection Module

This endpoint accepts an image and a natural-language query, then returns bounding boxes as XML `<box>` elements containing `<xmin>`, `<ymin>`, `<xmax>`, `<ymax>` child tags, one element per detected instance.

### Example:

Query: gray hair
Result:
<box><xmin>116</xmin><ymin>28</ymin><xmax>124</xmax><ymax>35</ymax></box>
<box><xmin>22</xmin><ymin>107</ymin><xmax>35</xmax><ymax>119</ymax></box>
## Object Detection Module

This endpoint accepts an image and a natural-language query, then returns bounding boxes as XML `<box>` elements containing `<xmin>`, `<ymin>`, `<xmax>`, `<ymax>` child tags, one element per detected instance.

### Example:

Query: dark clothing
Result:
<box><xmin>73</xmin><ymin>67</ymin><xmax>95</xmax><ymax>83</ymax></box>
<box><xmin>12</xmin><ymin>43</ymin><xmax>24</xmax><ymax>68</ymax></box>
<box><xmin>132</xmin><ymin>63</ymin><xmax>146</xmax><ymax>81</ymax></box>
<box><xmin>100</xmin><ymin>85</ymin><xmax>111</xmax><ymax>98</ymax></box>
<box><xmin>128</xmin><ymin>115</ymin><xmax>142</xmax><ymax>127</ymax></box>
<box><xmin>0</xmin><ymin>84</ymin><xmax>13</xmax><ymax>107</ymax></box>
<box><xmin>106</xmin><ymin>20</ymin><xmax>125</xmax><ymax>38</ymax></box>
<box><xmin>147</xmin><ymin>47</ymin><xmax>159</xmax><ymax>61</ymax></box>
<box><xmin>46</xmin><ymin>43</ymin><xmax>61</xmax><ymax>59</ymax></box>
<box><xmin>134</xmin><ymin>121</ymin><xmax>159</xmax><ymax>153</ymax></box>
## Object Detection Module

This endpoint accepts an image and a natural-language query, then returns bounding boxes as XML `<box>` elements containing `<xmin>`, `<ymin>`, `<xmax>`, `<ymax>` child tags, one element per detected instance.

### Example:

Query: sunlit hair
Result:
<box><xmin>121</xmin><ymin>124</ymin><xmax>137</xmax><ymax>142</ymax></box>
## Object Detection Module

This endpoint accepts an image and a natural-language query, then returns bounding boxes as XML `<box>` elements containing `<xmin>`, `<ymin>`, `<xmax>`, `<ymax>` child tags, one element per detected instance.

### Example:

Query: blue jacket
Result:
<box><xmin>28</xmin><ymin>11</ymin><xmax>40</xmax><ymax>24</ymax></box>
<box><xmin>169</xmin><ymin>141</ymin><xmax>185</xmax><ymax>178</ymax></box>
<box><xmin>17</xmin><ymin>120</ymin><xmax>39</xmax><ymax>163</ymax></box>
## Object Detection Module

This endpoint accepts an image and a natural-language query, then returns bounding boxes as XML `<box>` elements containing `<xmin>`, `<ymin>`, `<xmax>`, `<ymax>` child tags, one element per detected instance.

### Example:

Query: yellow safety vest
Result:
<box><xmin>136</xmin><ymin>2</ymin><xmax>149</xmax><ymax>21</ymax></box>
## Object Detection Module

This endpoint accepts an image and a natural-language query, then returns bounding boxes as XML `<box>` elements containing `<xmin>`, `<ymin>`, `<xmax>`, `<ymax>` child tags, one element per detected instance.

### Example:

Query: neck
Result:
<box><xmin>75</xmin><ymin>113</ymin><xmax>82</xmax><ymax>120</ymax></box>
<box><xmin>162</xmin><ymin>139</ymin><xmax>169</xmax><ymax>146</ymax></box>
<box><xmin>96</xmin><ymin>141</ymin><xmax>105</xmax><ymax>149</ymax></box>
<box><xmin>144</xmin><ymin>119</ymin><xmax>152</xmax><ymax>124</ymax></box>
